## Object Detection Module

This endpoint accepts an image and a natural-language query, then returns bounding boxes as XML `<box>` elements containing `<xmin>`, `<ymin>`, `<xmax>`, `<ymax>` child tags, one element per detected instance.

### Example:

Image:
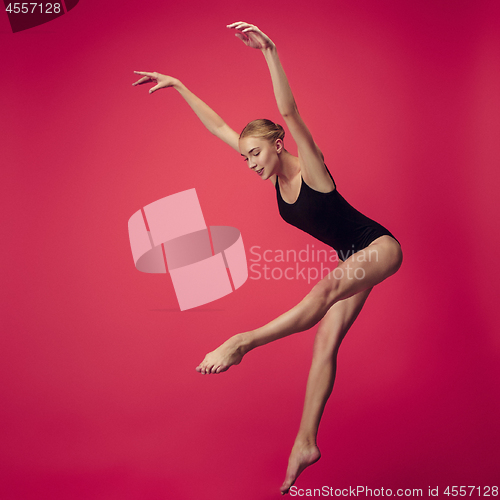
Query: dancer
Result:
<box><xmin>133</xmin><ymin>21</ymin><xmax>403</xmax><ymax>495</ymax></box>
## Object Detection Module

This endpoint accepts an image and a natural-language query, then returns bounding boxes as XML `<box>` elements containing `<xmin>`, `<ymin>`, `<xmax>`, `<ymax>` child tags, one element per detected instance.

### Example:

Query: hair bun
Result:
<box><xmin>240</xmin><ymin>119</ymin><xmax>285</xmax><ymax>143</ymax></box>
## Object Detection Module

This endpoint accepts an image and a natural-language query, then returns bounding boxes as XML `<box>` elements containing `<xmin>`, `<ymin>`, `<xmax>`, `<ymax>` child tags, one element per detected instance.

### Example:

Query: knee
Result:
<box><xmin>314</xmin><ymin>317</ymin><xmax>345</xmax><ymax>352</ymax></box>
<box><xmin>313</xmin><ymin>328</ymin><xmax>343</xmax><ymax>360</ymax></box>
<box><xmin>309</xmin><ymin>273</ymin><xmax>341</xmax><ymax>308</ymax></box>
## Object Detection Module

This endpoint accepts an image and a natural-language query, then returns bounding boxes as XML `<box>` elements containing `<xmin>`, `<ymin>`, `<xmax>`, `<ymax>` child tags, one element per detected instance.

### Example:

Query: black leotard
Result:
<box><xmin>276</xmin><ymin>167</ymin><xmax>400</xmax><ymax>261</ymax></box>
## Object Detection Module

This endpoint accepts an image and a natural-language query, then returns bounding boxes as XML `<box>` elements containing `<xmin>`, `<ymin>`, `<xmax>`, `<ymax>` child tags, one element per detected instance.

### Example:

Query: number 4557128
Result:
<box><xmin>6</xmin><ymin>3</ymin><xmax>62</xmax><ymax>14</ymax></box>
<box><xmin>443</xmin><ymin>486</ymin><xmax>498</xmax><ymax>496</ymax></box>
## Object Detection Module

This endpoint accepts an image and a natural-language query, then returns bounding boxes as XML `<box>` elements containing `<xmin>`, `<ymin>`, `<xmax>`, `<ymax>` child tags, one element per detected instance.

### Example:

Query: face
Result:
<box><xmin>239</xmin><ymin>136</ymin><xmax>282</xmax><ymax>180</ymax></box>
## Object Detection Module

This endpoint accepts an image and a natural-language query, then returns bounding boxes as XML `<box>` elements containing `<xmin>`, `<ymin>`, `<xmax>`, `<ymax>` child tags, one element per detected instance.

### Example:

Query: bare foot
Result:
<box><xmin>195</xmin><ymin>334</ymin><xmax>246</xmax><ymax>374</ymax></box>
<box><xmin>280</xmin><ymin>441</ymin><xmax>321</xmax><ymax>495</ymax></box>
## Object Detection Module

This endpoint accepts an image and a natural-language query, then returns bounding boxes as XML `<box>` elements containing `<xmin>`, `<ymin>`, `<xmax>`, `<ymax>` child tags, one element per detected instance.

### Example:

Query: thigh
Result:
<box><xmin>317</xmin><ymin>235</ymin><xmax>402</xmax><ymax>303</ymax></box>
<box><xmin>314</xmin><ymin>285</ymin><xmax>373</xmax><ymax>354</ymax></box>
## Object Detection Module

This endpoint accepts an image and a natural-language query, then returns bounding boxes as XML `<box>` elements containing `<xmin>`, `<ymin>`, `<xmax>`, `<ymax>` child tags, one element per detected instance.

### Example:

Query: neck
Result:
<box><xmin>276</xmin><ymin>151</ymin><xmax>299</xmax><ymax>182</ymax></box>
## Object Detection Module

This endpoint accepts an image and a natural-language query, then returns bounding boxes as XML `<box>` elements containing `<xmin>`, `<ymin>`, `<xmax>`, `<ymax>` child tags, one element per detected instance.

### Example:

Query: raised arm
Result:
<box><xmin>227</xmin><ymin>22</ymin><xmax>331</xmax><ymax>189</ymax></box>
<box><xmin>132</xmin><ymin>71</ymin><xmax>240</xmax><ymax>152</ymax></box>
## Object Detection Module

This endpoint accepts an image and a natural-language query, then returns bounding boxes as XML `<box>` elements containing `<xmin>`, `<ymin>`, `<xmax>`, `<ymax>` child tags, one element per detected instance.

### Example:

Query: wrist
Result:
<box><xmin>261</xmin><ymin>42</ymin><xmax>276</xmax><ymax>53</ymax></box>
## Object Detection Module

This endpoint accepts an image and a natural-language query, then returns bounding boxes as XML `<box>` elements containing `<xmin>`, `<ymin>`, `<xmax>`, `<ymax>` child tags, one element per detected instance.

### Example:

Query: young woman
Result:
<box><xmin>133</xmin><ymin>21</ymin><xmax>403</xmax><ymax>495</ymax></box>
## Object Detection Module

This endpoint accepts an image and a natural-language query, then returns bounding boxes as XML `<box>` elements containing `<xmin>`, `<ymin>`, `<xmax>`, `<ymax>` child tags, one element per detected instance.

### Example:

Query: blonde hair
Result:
<box><xmin>240</xmin><ymin>119</ymin><xmax>285</xmax><ymax>143</ymax></box>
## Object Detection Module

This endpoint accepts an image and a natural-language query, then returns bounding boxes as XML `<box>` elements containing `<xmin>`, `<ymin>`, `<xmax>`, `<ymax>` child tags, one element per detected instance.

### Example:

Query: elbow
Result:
<box><xmin>280</xmin><ymin>105</ymin><xmax>299</xmax><ymax>119</ymax></box>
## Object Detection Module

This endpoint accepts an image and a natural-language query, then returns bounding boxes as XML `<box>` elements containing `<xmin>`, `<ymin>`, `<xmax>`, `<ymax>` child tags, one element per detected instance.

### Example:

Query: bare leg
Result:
<box><xmin>280</xmin><ymin>286</ymin><xmax>373</xmax><ymax>494</ymax></box>
<box><xmin>196</xmin><ymin>236</ymin><xmax>402</xmax><ymax>374</ymax></box>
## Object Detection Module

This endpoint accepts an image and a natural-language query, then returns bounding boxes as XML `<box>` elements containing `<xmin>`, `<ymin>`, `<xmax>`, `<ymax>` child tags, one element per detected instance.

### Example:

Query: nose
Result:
<box><xmin>248</xmin><ymin>159</ymin><xmax>257</xmax><ymax>169</ymax></box>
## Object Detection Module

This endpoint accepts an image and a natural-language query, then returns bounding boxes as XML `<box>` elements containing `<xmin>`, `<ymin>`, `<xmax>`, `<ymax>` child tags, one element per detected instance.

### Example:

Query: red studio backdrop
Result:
<box><xmin>1</xmin><ymin>1</ymin><xmax>499</xmax><ymax>499</ymax></box>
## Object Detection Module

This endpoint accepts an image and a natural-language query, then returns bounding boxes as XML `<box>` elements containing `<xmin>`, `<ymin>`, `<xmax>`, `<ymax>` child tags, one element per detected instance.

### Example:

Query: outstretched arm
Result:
<box><xmin>227</xmin><ymin>22</ymin><xmax>330</xmax><ymax>188</ymax></box>
<box><xmin>132</xmin><ymin>71</ymin><xmax>240</xmax><ymax>152</ymax></box>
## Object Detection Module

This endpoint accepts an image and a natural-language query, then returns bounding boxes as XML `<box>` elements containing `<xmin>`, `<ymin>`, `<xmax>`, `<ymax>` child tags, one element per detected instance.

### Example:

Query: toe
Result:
<box><xmin>280</xmin><ymin>474</ymin><xmax>295</xmax><ymax>494</ymax></box>
<box><xmin>280</xmin><ymin>482</ymin><xmax>291</xmax><ymax>495</ymax></box>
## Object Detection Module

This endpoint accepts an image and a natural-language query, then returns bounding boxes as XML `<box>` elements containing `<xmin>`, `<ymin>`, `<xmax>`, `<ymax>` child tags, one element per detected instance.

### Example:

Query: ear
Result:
<box><xmin>275</xmin><ymin>139</ymin><xmax>284</xmax><ymax>153</ymax></box>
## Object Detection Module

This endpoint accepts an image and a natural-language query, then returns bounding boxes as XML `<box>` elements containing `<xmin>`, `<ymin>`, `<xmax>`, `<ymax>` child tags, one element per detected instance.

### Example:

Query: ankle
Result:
<box><xmin>294</xmin><ymin>433</ymin><xmax>317</xmax><ymax>448</ymax></box>
<box><xmin>235</xmin><ymin>331</ymin><xmax>254</xmax><ymax>355</ymax></box>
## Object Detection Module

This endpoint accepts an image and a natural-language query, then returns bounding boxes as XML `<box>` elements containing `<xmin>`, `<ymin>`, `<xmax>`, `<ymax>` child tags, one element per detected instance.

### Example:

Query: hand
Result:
<box><xmin>132</xmin><ymin>71</ymin><xmax>178</xmax><ymax>94</ymax></box>
<box><xmin>227</xmin><ymin>21</ymin><xmax>275</xmax><ymax>50</ymax></box>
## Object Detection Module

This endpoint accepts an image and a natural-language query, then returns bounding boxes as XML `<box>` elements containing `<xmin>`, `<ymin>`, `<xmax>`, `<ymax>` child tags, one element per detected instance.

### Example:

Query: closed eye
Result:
<box><xmin>242</xmin><ymin>151</ymin><xmax>260</xmax><ymax>162</ymax></box>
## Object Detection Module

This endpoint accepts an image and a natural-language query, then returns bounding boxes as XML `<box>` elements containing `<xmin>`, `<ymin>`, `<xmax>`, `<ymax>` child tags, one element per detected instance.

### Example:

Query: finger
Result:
<box><xmin>229</xmin><ymin>21</ymin><xmax>251</xmax><ymax>31</ymax></box>
<box><xmin>227</xmin><ymin>21</ymin><xmax>246</xmax><ymax>28</ymax></box>
<box><xmin>149</xmin><ymin>85</ymin><xmax>161</xmax><ymax>94</ymax></box>
<box><xmin>134</xmin><ymin>71</ymin><xmax>157</xmax><ymax>78</ymax></box>
<box><xmin>132</xmin><ymin>76</ymin><xmax>151</xmax><ymax>86</ymax></box>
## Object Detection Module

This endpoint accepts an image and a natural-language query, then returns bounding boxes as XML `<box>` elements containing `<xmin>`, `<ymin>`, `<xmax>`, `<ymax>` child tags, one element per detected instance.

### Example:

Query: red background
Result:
<box><xmin>1</xmin><ymin>0</ymin><xmax>499</xmax><ymax>498</ymax></box>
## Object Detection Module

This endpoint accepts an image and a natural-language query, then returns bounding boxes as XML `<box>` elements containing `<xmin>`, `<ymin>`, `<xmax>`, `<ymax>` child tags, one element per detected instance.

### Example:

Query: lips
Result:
<box><xmin>256</xmin><ymin>168</ymin><xmax>264</xmax><ymax>176</ymax></box>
